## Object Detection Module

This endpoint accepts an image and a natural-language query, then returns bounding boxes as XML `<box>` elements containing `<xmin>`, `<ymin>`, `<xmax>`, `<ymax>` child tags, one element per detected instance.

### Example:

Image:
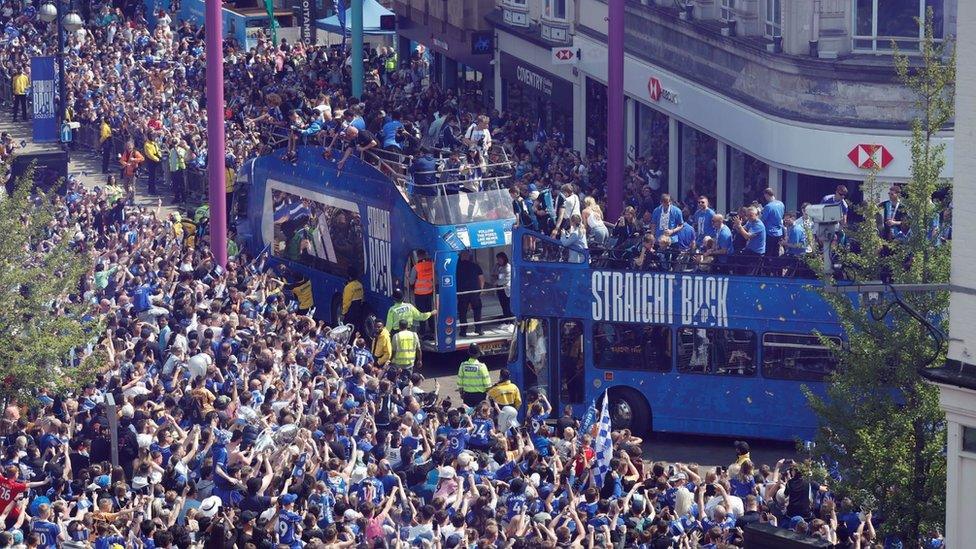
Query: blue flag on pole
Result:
<box><xmin>30</xmin><ymin>56</ymin><xmax>58</xmax><ymax>143</ymax></box>
<box><xmin>335</xmin><ymin>0</ymin><xmax>347</xmax><ymax>51</ymax></box>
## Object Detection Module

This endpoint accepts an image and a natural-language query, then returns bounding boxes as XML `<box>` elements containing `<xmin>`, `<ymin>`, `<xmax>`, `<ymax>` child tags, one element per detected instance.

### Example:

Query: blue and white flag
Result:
<box><xmin>592</xmin><ymin>391</ymin><xmax>613</xmax><ymax>488</ymax></box>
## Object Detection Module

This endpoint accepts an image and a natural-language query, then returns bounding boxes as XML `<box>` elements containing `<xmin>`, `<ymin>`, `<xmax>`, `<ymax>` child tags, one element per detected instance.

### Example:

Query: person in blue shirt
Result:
<box><xmin>703</xmin><ymin>214</ymin><xmax>734</xmax><ymax>266</ymax></box>
<box><xmin>761</xmin><ymin>188</ymin><xmax>785</xmax><ymax>257</ymax></box>
<box><xmin>130</xmin><ymin>277</ymin><xmax>158</xmax><ymax>314</ymax></box>
<box><xmin>650</xmin><ymin>194</ymin><xmax>684</xmax><ymax>239</ymax></box>
<box><xmin>31</xmin><ymin>504</ymin><xmax>62</xmax><ymax>549</ymax></box>
<box><xmin>691</xmin><ymin>196</ymin><xmax>717</xmax><ymax>247</ymax></box>
<box><xmin>380</xmin><ymin>111</ymin><xmax>405</xmax><ymax>151</ymax></box>
<box><xmin>276</xmin><ymin>493</ymin><xmax>304</xmax><ymax>548</ymax></box>
<box><xmin>732</xmin><ymin>206</ymin><xmax>766</xmax><ymax>256</ymax></box>
<box><xmin>673</xmin><ymin>221</ymin><xmax>697</xmax><ymax>252</ymax></box>
<box><xmin>468</xmin><ymin>403</ymin><xmax>495</xmax><ymax>451</ymax></box>
<box><xmin>782</xmin><ymin>212</ymin><xmax>808</xmax><ymax>257</ymax></box>
<box><xmin>211</xmin><ymin>430</ymin><xmax>243</xmax><ymax>505</ymax></box>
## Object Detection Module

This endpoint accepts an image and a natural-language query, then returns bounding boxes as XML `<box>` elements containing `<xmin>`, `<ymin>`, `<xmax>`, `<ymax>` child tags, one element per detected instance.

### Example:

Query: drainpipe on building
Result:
<box><xmin>809</xmin><ymin>0</ymin><xmax>821</xmax><ymax>58</ymax></box>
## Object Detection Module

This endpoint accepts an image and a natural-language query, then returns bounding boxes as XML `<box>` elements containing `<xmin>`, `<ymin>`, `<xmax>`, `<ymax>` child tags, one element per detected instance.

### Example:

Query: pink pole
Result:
<box><xmin>206</xmin><ymin>0</ymin><xmax>228</xmax><ymax>267</ymax></box>
<box><xmin>606</xmin><ymin>0</ymin><xmax>624</xmax><ymax>220</ymax></box>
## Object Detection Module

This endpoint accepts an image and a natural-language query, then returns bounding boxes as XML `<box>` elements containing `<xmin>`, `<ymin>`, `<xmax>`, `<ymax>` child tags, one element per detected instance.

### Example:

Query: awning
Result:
<box><xmin>315</xmin><ymin>0</ymin><xmax>396</xmax><ymax>36</ymax></box>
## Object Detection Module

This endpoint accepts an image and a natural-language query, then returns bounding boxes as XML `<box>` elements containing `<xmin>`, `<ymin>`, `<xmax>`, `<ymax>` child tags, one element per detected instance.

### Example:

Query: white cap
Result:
<box><xmin>198</xmin><ymin>495</ymin><xmax>222</xmax><ymax>518</ymax></box>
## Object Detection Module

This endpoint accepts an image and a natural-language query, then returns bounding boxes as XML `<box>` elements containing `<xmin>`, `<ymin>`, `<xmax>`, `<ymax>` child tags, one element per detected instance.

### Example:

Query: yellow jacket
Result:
<box><xmin>11</xmin><ymin>74</ymin><xmax>28</xmax><ymax>96</ymax></box>
<box><xmin>342</xmin><ymin>279</ymin><xmax>364</xmax><ymax>314</ymax></box>
<box><xmin>371</xmin><ymin>328</ymin><xmax>392</xmax><ymax>366</ymax></box>
<box><xmin>99</xmin><ymin>122</ymin><xmax>112</xmax><ymax>144</ymax></box>
<box><xmin>144</xmin><ymin>140</ymin><xmax>161</xmax><ymax>162</ymax></box>
<box><xmin>225</xmin><ymin>167</ymin><xmax>236</xmax><ymax>193</ymax></box>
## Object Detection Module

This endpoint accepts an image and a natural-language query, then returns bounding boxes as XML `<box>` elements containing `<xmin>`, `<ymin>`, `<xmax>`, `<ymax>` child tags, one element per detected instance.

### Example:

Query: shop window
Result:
<box><xmin>585</xmin><ymin>78</ymin><xmax>608</xmax><ymax>158</ymax></box>
<box><xmin>853</xmin><ymin>0</ymin><xmax>943</xmax><ymax>52</ymax></box>
<box><xmin>964</xmin><ymin>426</ymin><xmax>976</xmax><ymax>454</ymax></box>
<box><xmin>635</xmin><ymin>103</ymin><xmax>669</xmax><ymax>195</ymax></box>
<box><xmin>726</xmin><ymin>147</ymin><xmax>768</xmax><ymax>214</ymax></box>
<box><xmin>677</xmin><ymin>328</ymin><xmax>755</xmax><ymax>376</ymax></box>
<box><xmin>679</xmin><ymin>123</ymin><xmax>717</xmax><ymax>212</ymax></box>
<box><xmin>593</xmin><ymin>323</ymin><xmax>672</xmax><ymax>371</ymax></box>
<box><xmin>764</xmin><ymin>0</ymin><xmax>781</xmax><ymax>38</ymax></box>
<box><xmin>762</xmin><ymin>333</ymin><xmax>841</xmax><ymax>382</ymax></box>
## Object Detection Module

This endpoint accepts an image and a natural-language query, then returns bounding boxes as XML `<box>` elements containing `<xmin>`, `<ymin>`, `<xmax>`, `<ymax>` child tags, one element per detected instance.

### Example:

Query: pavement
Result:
<box><xmin>0</xmin><ymin>115</ymin><xmax>180</xmax><ymax>216</ymax></box>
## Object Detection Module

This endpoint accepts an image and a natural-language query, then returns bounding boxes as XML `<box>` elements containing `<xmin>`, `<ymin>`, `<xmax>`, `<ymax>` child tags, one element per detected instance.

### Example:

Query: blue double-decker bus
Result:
<box><xmin>239</xmin><ymin>145</ymin><xmax>517</xmax><ymax>354</ymax></box>
<box><xmin>507</xmin><ymin>228</ymin><xmax>846</xmax><ymax>441</ymax></box>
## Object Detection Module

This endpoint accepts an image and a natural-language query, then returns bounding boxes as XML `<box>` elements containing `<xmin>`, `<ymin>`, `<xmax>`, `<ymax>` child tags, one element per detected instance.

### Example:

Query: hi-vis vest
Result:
<box><xmin>392</xmin><ymin>330</ymin><xmax>417</xmax><ymax>366</ymax></box>
<box><xmin>384</xmin><ymin>53</ymin><xmax>397</xmax><ymax>72</ymax></box>
<box><xmin>414</xmin><ymin>260</ymin><xmax>434</xmax><ymax>296</ymax></box>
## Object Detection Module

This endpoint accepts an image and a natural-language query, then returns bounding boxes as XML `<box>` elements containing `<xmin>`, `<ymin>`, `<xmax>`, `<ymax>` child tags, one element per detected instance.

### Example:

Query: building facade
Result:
<box><xmin>489</xmin><ymin>0</ymin><xmax>956</xmax><ymax>213</ymax></box>
<box><xmin>392</xmin><ymin>0</ymin><xmax>497</xmax><ymax>102</ymax></box>
<box><xmin>921</xmin><ymin>0</ymin><xmax>976</xmax><ymax>546</ymax></box>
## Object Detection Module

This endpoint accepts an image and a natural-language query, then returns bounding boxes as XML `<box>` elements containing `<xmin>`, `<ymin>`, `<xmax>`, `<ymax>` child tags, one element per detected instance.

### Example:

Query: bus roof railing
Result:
<box><xmin>516</xmin><ymin>227</ymin><xmax>821</xmax><ymax>279</ymax></box>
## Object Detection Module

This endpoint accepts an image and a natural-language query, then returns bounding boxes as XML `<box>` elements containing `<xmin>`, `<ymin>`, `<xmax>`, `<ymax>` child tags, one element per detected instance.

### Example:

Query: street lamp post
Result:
<box><xmin>39</xmin><ymin>1</ymin><xmax>82</xmax><ymax>151</ymax></box>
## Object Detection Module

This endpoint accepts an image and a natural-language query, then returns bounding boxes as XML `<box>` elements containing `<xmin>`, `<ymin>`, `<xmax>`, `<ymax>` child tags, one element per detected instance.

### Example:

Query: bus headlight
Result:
<box><xmin>445</xmin><ymin>337</ymin><xmax>453</xmax><ymax>345</ymax></box>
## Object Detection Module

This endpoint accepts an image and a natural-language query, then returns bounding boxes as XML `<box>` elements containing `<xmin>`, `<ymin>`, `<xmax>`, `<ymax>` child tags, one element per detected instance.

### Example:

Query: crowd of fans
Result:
<box><xmin>0</xmin><ymin>171</ymin><xmax>903</xmax><ymax>549</ymax></box>
<box><xmin>0</xmin><ymin>1</ymin><xmax>952</xmax><ymax>548</ymax></box>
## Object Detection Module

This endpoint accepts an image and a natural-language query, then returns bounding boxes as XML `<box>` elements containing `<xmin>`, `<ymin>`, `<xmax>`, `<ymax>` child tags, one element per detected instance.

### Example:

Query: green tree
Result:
<box><xmin>0</xmin><ymin>168</ymin><xmax>100</xmax><ymax>403</ymax></box>
<box><xmin>806</xmin><ymin>11</ymin><xmax>952</xmax><ymax>547</ymax></box>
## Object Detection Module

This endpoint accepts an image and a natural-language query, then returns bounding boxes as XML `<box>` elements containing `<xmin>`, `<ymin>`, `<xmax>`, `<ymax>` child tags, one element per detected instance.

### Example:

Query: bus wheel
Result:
<box><xmin>608</xmin><ymin>388</ymin><xmax>651</xmax><ymax>436</ymax></box>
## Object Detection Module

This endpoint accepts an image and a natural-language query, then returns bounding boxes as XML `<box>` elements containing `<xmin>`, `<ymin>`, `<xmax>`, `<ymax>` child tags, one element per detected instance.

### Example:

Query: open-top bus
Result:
<box><xmin>507</xmin><ymin>228</ymin><xmax>846</xmax><ymax>441</ymax></box>
<box><xmin>239</xmin><ymin>145</ymin><xmax>517</xmax><ymax>354</ymax></box>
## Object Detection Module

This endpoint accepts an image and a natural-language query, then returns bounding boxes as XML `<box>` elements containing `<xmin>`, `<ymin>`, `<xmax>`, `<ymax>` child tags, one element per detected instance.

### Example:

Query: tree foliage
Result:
<box><xmin>0</xmin><ymin>167</ymin><xmax>101</xmax><ymax>403</ymax></box>
<box><xmin>805</xmin><ymin>10</ymin><xmax>952</xmax><ymax>547</ymax></box>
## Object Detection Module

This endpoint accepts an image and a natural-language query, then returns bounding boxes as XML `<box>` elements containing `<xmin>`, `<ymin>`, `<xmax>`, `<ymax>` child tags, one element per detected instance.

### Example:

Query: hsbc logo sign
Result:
<box><xmin>647</xmin><ymin>76</ymin><xmax>679</xmax><ymax>104</ymax></box>
<box><xmin>847</xmin><ymin>144</ymin><xmax>893</xmax><ymax>170</ymax></box>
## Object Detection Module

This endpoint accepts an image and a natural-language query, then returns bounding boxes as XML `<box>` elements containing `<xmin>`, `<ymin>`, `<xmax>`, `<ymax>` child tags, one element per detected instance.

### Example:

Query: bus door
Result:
<box><xmin>556</xmin><ymin>319</ymin><xmax>586</xmax><ymax>411</ymax></box>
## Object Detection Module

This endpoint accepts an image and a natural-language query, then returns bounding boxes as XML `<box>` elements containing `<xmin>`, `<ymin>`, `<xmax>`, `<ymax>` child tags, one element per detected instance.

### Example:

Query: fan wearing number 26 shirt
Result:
<box><xmin>0</xmin><ymin>465</ymin><xmax>48</xmax><ymax>528</ymax></box>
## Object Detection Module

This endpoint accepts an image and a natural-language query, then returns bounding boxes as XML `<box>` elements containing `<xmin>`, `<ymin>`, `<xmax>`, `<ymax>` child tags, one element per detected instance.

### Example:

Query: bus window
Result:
<box><xmin>559</xmin><ymin>320</ymin><xmax>585</xmax><ymax>404</ymax></box>
<box><xmin>524</xmin><ymin>318</ymin><xmax>549</xmax><ymax>393</ymax></box>
<box><xmin>677</xmin><ymin>328</ymin><xmax>756</xmax><ymax>376</ymax></box>
<box><xmin>762</xmin><ymin>333</ymin><xmax>840</xmax><ymax>381</ymax></box>
<box><xmin>270</xmin><ymin>189</ymin><xmax>365</xmax><ymax>278</ymax></box>
<box><xmin>593</xmin><ymin>323</ymin><xmax>671</xmax><ymax>371</ymax></box>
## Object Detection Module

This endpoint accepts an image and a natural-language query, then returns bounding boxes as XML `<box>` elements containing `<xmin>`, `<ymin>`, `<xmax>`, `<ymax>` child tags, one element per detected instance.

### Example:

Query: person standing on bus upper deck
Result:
<box><xmin>732</xmin><ymin>206</ymin><xmax>766</xmax><ymax>256</ymax></box>
<box><xmin>691</xmin><ymin>196</ymin><xmax>717</xmax><ymax>248</ymax></box>
<box><xmin>673</xmin><ymin>221</ymin><xmax>697</xmax><ymax>253</ymax></box>
<box><xmin>463</xmin><ymin>115</ymin><xmax>492</xmax><ymax>157</ymax></box>
<box><xmin>781</xmin><ymin>212</ymin><xmax>808</xmax><ymax>258</ymax></box>
<box><xmin>551</xmin><ymin>184</ymin><xmax>581</xmax><ymax>238</ymax></box>
<box><xmin>651</xmin><ymin>194</ymin><xmax>684</xmax><ymax>240</ymax></box>
<box><xmin>705</xmin><ymin>214</ymin><xmax>735</xmax><ymax>263</ymax></box>
<box><xmin>457</xmin><ymin>251</ymin><xmax>485</xmax><ymax>337</ymax></box>
<box><xmin>761</xmin><ymin>188</ymin><xmax>785</xmax><ymax>257</ymax></box>
<box><xmin>821</xmin><ymin>184</ymin><xmax>849</xmax><ymax>227</ymax></box>
<box><xmin>335</xmin><ymin>126</ymin><xmax>378</xmax><ymax>173</ymax></box>
<box><xmin>408</xmin><ymin>250</ymin><xmax>436</xmax><ymax>334</ymax></box>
